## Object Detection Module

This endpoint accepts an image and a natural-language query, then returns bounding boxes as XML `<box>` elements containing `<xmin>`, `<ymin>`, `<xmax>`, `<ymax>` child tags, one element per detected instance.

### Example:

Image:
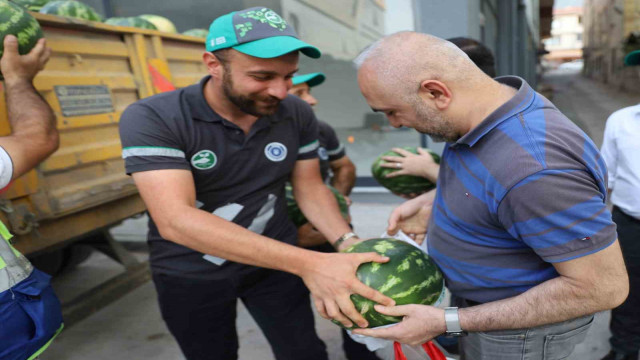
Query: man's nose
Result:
<box><xmin>268</xmin><ymin>79</ymin><xmax>290</xmax><ymax>100</ymax></box>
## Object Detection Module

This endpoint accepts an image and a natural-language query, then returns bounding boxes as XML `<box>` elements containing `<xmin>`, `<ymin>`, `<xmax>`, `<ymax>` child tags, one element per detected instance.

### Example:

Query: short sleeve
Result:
<box><xmin>322</xmin><ymin>123</ymin><xmax>346</xmax><ymax>161</ymax></box>
<box><xmin>119</xmin><ymin>103</ymin><xmax>190</xmax><ymax>175</ymax></box>
<box><xmin>498</xmin><ymin>169</ymin><xmax>616</xmax><ymax>263</ymax></box>
<box><xmin>0</xmin><ymin>145</ymin><xmax>13</xmax><ymax>189</ymax></box>
<box><xmin>296</xmin><ymin>103</ymin><xmax>319</xmax><ymax>161</ymax></box>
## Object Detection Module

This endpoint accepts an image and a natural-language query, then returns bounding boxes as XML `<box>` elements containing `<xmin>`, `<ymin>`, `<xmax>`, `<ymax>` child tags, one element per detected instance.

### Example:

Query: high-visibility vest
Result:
<box><xmin>0</xmin><ymin>221</ymin><xmax>33</xmax><ymax>293</ymax></box>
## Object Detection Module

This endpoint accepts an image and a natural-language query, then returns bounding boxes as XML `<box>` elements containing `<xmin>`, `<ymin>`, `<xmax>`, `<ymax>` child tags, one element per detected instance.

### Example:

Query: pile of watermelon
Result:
<box><xmin>8</xmin><ymin>0</ymin><xmax>195</xmax><ymax>35</ymax></box>
<box><xmin>104</xmin><ymin>16</ymin><xmax>157</xmax><ymax>30</ymax></box>
<box><xmin>285</xmin><ymin>183</ymin><xmax>349</xmax><ymax>227</ymax></box>
<box><xmin>182</xmin><ymin>28</ymin><xmax>207</xmax><ymax>38</ymax></box>
<box><xmin>340</xmin><ymin>238</ymin><xmax>444</xmax><ymax>328</ymax></box>
<box><xmin>371</xmin><ymin>146</ymin><xmax>440</xmax><ymax>195</ymax></box>
<box><xmin>0</xmin><ymin>0</ymin><xmax>44</xmax><ymax>78</ymax></box>
<box><xmin>39</xmin><ymin>0</ymin><xmax>102</xmax><ymax>21</ymax></box>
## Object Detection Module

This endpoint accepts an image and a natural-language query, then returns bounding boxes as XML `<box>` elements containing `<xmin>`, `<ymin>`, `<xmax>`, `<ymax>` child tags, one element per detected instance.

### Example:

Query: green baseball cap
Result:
<box><xmin>206</xmin><ymin>7</ymin><xmax>321</xmax><ymax>59</ymax></box>
<box><xmin>292</xmin><ymin>72</ymin><xmax>326</xmax><ymax>87</ymax></box>
<box><xmin>624</xmin><ymin>50</ymin><xmax>640</xmax><ymax>66</ymax></box>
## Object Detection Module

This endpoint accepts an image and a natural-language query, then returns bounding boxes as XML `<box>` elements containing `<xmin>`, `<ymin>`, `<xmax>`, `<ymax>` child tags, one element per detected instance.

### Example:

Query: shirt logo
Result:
<box><xmin>318</xmin><ymin>147</ymin><xmax>329</xmax><ymax>161</ymax></box>
<box><xmin>264</xmin><ymin>142</ymin><xmax>287</xmax><ymax>162</ymax></box>
<box><xmin>191</xmin><ymin>150</ymin><xmax>217</xmax><ymax>170</ymax></box>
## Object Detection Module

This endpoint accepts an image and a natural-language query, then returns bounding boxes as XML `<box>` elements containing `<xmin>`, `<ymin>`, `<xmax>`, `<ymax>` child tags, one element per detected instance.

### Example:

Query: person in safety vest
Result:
<box><xmin>0</xmin><ymin>35</ymin><xmax>62</xmax><ymax>360</ymax></box>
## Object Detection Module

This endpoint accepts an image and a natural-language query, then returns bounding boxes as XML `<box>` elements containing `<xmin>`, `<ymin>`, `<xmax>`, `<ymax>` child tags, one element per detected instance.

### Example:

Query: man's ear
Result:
<box><xmin>417</xmin><ymin>80</ymin><xmax>452</xmax><ymax>110</ymax></box>
<box><xmin>203</xmin><ymin>52</ymin><xmax>225</xmax><ymax>80</ymax></box>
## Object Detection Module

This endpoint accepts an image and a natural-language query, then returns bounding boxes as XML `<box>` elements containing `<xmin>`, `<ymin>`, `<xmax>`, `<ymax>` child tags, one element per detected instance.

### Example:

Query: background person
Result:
<box><xmin>288</xmin><ymin>72</ymin><xmax>379</xmax><ymax>360</ymax></box>
<box><xmin>0</xmin><ymin>35</ymin><xmax>62</xmax><ymax>360</ymax></box>
<box><xmin>598</xmin><ymin>49</ymin><xmax>640</xmax><ymax>360</ymax></box>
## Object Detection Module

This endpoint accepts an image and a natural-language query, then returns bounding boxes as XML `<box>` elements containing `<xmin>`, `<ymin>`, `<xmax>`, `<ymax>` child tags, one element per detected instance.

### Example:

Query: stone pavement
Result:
<box><xmin>40</xmin><ymin>69</ymin><xmax>639</xmax><ymax>360</ymax></box>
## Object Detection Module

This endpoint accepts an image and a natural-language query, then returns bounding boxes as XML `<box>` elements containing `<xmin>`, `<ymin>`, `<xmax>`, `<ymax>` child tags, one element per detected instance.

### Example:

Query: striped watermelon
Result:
<box><xmin>9</xmin><ymin>0</ymin><xmax>51</xmax><ymax>11</ymax></box>
<box><xmin>339</xmin><ymin>238</ymin><xmax>444</xmax><ymax>328</ymax></box>
<box><xmin>138</xmin><ymin>14</ymin><xmax>176</xmax><ymax>33</ymax></box>
<box><xmin>39</xmin><ymin>0</ymin><xmax>102</xmax><ymax>22</ymax></box>
<box><xmin>182</xmin><ymin>28</ymin><xmax>207</xmax><ymax>38</ymax></box>
<box><xmin>0</xmin><ymin>0</ymin><xmax>44</xmax><ymax>79</ymax></box>
<box><xmin>105</xmin><ymin>17</ymin><xmax>157</xmax><ymax>30</ymax></box>
<box><xmin>371</xmin><ymin>146</ymin><xmax>440</xmax><ymax>195</ymax></box>
<box><xmin>285</xmin><ymin>183</ymin><xmax>349</xmax><ymax>227</ymax></box>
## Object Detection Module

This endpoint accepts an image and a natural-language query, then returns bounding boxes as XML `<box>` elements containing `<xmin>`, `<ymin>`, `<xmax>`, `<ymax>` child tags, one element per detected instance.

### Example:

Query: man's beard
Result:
<box><xmin>221</xmin><ymin>68</ymin><xmax>281</xmax><ymax>117</ymax></box>
<box><xmin>413</xmin><ymin>100</ymin><xmax>459</xmax><ymax>143</ymax></box>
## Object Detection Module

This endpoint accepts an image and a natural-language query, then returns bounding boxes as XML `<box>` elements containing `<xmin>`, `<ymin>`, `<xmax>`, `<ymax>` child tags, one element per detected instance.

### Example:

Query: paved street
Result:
<box><xmin>40</xmin><ymin>68</ymin><xmax>639</xmax><ymax>360</ymax></box>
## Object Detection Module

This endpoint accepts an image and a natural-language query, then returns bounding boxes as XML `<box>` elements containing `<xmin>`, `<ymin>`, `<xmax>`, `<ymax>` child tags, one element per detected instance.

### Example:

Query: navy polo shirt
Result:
<box><xmin>119</xmin><ymin>76</ymin><xmax>320</xmax><ymax>278</ymax></box>
<box><xmin>317</xmin><ymin>121</ymin><xmax>346</xmax><ymax>182</ymax></box>
<box><xmin>427</xmin><ymin>76</ymin><xmax>616</xmax><ymax>303</ymax></box>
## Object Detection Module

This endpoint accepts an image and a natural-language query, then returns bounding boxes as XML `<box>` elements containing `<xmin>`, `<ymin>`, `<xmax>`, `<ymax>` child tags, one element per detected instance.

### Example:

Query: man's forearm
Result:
<box><xmin>5</xmin><ymin>79</ymin><xmax>56</xmax><ymax>140</ymax></box>
<box><xmin>331</xmin><ymin>165</ymin><xmax>356</xmax><ymax>196</ymax></box>
<box><xmin>295</xmin><ymin>182</ymin><xmax>352</xmax><ymax>247</ymax></box>
<box><xmin>459</xmin><ymin>274</ymin><xmax>621</xmax><ymax>332</ymax></box>
<box><xmin>160</xmin><ymin>205</ymin><xmax>317</xmax><ymax>276</ymax></box>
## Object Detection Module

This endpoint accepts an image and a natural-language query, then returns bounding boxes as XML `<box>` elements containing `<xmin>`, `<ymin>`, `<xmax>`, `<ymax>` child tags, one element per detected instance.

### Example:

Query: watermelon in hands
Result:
<box><xmin>0</xmin><ymin>0</ymin><xmax>44</xmax><ymax>79</ymax></box>
<box><xmin>338</xmin><ymin>238</ymin><xmax>443</xmax><ymax>328</ymax></box>
<box><xmin>371</xmin><ymin>147</ymin><xmax>440</xmax><ymax>196</ymax></box>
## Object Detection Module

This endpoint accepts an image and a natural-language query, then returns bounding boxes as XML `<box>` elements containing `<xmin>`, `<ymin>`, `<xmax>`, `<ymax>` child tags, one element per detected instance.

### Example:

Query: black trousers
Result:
<box><xmin>610</xmin><ymin>207</ymin><xmax>640</xmax><ymax>354</ymax></box>
<box><xmin>152</xmin><ymin>269</ymin><xmax>327</xmax><ymax>360</ymax></box>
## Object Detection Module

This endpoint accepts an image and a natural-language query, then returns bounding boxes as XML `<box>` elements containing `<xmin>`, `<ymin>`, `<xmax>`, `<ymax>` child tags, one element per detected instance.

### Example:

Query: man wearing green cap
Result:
<box><xmin>119</xmin><ymin>7</ymin><xmax>393</xmax><ymax>360</ymax></box>
<box><xmin>598</xmin><ymin>49</ymin><xmax>640</xmax><ymax>360</ymax></box>
<box><xmin>288</xmin><ymin>73</ymin><xmax>378</xmax><ymax>360</ymax></box>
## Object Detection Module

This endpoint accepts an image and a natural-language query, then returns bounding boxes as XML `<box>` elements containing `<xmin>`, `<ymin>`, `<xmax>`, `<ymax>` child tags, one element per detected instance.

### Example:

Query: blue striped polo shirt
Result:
<box><xmin>427</xmin><ymin>76</ymin><xmax>616</xmax><ymax>303</ymax></box>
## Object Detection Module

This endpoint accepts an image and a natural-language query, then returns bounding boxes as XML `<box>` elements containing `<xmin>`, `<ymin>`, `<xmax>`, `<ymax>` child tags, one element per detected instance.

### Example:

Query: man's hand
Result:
<box><xmin>380</xmin><ymin>147</ymin><xmax>440</xmax><ymax>183</ymax></box>
<box><xmin>1</xmin><ymin>36</ymin><xmax>51</xmax><ymax>84</ymax></box>
<box><xmin>387</xmin><ymin>193</ymin><xmax>435</xmax><ymax>245</ymax></box>
<box><xmin>352</xmin><ymin>305</ymin><xmax>446</xmax><ymax>346</ymax></box>
<box><xmin>301</xmin><ymin>252</ymin><xmax>395</xmax><ymax>328</ymax></box>
<box><xmin>297</xmin><ymin>223</ymin><xmax>328</xmax><ymax>248</ymax></box>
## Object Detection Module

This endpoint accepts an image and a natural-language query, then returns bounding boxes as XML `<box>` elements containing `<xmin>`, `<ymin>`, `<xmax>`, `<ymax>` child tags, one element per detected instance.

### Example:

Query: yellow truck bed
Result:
<box><xmin>0</xmin><ymin>12</ymin><xmax>208</xmax><ymax>256</ymax></box>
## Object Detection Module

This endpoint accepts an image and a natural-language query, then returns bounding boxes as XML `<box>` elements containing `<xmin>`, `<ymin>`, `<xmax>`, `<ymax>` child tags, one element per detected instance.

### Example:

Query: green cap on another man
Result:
<box><xmin>624</xmin><ymin>50</ymin><xmax>640</xmax><ymax>66</ymax></box>
<box><xmin>206</xmin><ymin>7</ymin><xmax>321</xmax><ymax>59</ymax></box>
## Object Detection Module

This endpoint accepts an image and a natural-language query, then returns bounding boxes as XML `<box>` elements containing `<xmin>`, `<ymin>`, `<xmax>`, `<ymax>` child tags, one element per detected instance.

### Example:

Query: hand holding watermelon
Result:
<box><xmin>371</xmin><ymin>146</ymin><xmax>440</xmax><ymax>197</ymax></box>
<box><xmin>352</xmin><ymin>303</ymin><xmax>447</xmax><ymax>346</ymax></box>
<box><xmin>1</xmin><ymin>35</ymin><xmax>50</xmax><ymax>83</ymax></box>
<box><xmin>380</xmin><ymin>147</ymin><xmax>440</xmax><ymax>183</ymax></box>
<box><xmin>300</xmin><ymin>250</ymin><xmax>395</xmax><ymax>328</ymax></box>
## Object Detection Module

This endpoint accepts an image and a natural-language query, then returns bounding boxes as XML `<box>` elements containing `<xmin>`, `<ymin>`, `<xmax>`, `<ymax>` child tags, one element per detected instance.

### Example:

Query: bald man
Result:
<box><xmin>351</xmin><ymin>32</ymin><xmax>628</xmax><ymax>360</ymax></box>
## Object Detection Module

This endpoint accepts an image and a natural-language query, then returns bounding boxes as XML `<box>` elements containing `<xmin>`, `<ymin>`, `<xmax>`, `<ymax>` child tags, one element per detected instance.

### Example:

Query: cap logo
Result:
<box><xmin>235</xmin><ymin>22</ymin><xmax>253</xmax><ymax>37</ymax></box>
<box><xmin>239</xmin><ymin>8</ymin><xmax>288</xmax><ymax>33</ymax></box>
<box><xmin>215</xmin><ymin>36</ymin><xmax>226</xmax><ymax>45</ymax></box>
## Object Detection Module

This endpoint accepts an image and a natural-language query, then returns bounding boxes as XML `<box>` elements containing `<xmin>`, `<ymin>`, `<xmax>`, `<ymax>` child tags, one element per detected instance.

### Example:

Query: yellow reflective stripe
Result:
<box><xmin>0</xmin><ymin>221</ymin><xmax>13</xmax><ymax>241</ymax></box>
<box><xmin>0</xmin><ymin>256</ymin><xmax>5</xmax><ymax>270</ymax></box>
<box><xmin>0</xmin><ymin>220</ymin><xmax>21</xmax><ymax>259</ymax></box>
<box><xmin>27</xmin><ymin>323</ymin><xmax>64</xmax><ymax>360</ymax></box>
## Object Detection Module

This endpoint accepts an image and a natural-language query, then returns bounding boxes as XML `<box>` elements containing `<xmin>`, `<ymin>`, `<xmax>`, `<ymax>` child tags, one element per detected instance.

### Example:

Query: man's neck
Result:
<box><xmin>461</xmin><ymin>80</ymin><xmax>518</xmax><ymax>134</ymax></box>
<box><xmin>203</xmin><ymin>77</ymin><xmax>258</xmax><ymax>130</ymax></box>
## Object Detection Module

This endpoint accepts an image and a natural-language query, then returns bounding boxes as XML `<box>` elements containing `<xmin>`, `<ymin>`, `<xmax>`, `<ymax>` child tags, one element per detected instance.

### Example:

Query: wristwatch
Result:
<box><xmin>334</xmin><ymin>231</ymin><xmax>358</xmax><ymax>249</ymax></box>
<box><xmin>444</xmin><ymin>307</ymin><xmax>468</xmax><ymax>337</ymax></box>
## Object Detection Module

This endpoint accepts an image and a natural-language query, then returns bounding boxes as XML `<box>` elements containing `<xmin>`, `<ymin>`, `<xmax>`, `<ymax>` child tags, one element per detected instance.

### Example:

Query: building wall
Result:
<box><xmin>583</xmin><ymin>0</ymin><xmax>639</xmax><ymax>91</ymax></box>
<box><xmin>543</xmin><ymin>7</ymin><xmax>583</xmax><ymax>62</ymax></box>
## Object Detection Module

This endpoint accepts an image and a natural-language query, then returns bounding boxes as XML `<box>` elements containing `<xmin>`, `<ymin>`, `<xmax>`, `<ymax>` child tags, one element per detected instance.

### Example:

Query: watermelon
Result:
<box><xmin>39</xmin><ymin>0</ymin><xmax>102</xmax><ymax>22</ymax></box>
<box><xmin>182</xmin><ymin>28</ymin><xmax>207</xmax><ymax>38</ymax></box>
<box><xmin>9</xmin><ymin>0</ymin><xmax>51</xmax><ymax>11</ymax></box>
<box><xmin>339</xmin><ymin>238</ymin><xmax>444</xmax><ymax>328</ymax></box>
<box><xmin>371</xmin><ymin>146</ymin><xmax>440</xmax><ymax>195</ymax></box>
<box><xmin>138</xmin><ymin>14</ymin><xmax>176</xmax><ymax>33</ymax></box>
<box><xmin>0</xmin><ymin>0</ymin><xmax>44</xmax><ymax>79</ymax></box>
<box><xmin>286</xmin><ymin>183</ymin><xmax>349</xmax><ymax>227</ymax></box>
<box><xmin>105</xmin><ymin>16</ymin><xmax>157</xmax><ymax>30</ymax></box>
